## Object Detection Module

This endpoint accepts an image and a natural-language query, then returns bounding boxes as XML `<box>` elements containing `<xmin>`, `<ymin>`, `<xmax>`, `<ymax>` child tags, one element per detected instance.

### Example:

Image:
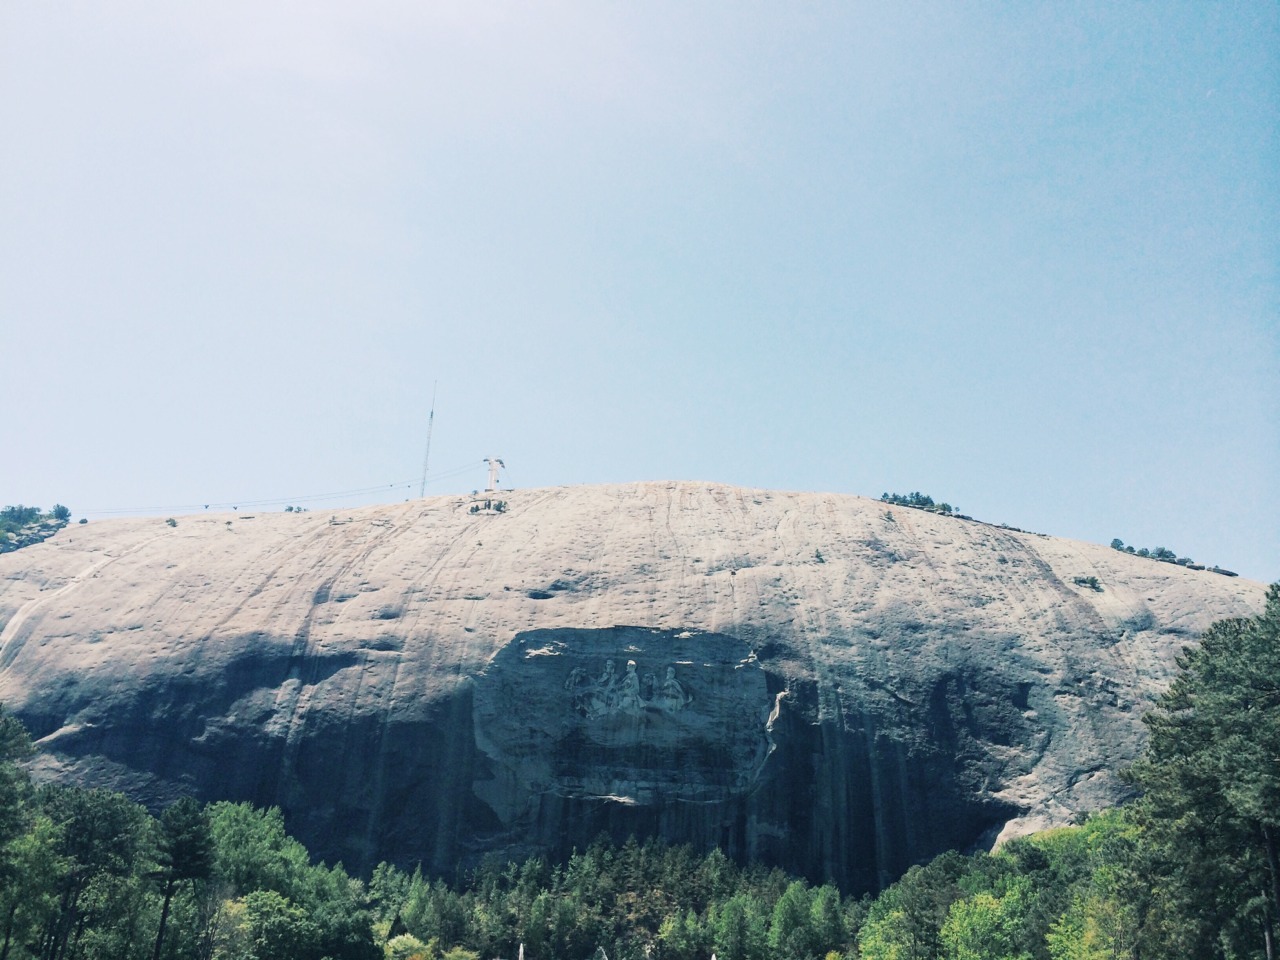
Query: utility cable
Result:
<box><xmin>81</xmin><ymin>460</ymin><xmax>486</xmax><ymax>516</ymax></box>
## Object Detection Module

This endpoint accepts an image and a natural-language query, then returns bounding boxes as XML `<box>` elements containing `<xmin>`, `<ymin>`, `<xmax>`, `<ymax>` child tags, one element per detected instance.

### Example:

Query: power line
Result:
<box><xmin>81</xmin><ymin>460</ymin><xmax>485</xmax><ymax>516</ymax></box>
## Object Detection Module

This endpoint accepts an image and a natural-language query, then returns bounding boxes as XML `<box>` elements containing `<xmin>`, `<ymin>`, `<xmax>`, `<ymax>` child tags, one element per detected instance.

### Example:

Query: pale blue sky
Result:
<box><xmin>2</xmin><ymin>3</ymin><xmax>1277</xmax><ymax>580</ymax></box>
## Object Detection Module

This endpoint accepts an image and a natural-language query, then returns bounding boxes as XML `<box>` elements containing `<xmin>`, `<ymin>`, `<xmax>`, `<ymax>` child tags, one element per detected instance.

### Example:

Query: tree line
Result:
<box><xmin>879</xmin><ymin>493</ymin><xmax>957</xmax><ymax>516</ymax></box>
<box><xmin>0</xmin><ymin>505</ymin><xmax>72</xmax><ymax>554</ymax></box>
<box><xmin>1109</xmin><ymin>538</ymin><xmax>1238</xmax><ymax>577</ymax></box>
<box><xmin>2</xmin><ymin>584</ymin><xmax>1276</xmax><ymax>959</ymax></box>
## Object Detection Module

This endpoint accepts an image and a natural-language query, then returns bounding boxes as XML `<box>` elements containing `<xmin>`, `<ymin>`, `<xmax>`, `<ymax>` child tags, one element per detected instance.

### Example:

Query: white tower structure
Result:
<box><xmin>484</xmin><ymin>457</ymin><xmax>505</xmax><ymax>492</ymax></box>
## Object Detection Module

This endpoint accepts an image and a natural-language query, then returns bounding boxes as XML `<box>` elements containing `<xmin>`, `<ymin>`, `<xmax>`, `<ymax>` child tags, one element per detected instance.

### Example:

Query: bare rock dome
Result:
<box><xmin>0</xmin><ymin>482</ymin><xmax>1264</xmax><ymax>893</ymax></box>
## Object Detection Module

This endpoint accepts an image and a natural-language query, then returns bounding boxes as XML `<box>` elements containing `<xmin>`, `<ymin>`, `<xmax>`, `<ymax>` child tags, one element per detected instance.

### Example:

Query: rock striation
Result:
<box><xmin>0</xmin><ymin>482</ymin><xmax>1266</xmax><ymax>893</ymax></box>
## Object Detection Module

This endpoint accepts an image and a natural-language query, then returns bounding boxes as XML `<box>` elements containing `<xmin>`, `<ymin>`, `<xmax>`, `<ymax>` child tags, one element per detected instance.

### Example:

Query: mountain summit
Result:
<box><xmin>0</xmin><ymin>482</ymin><xmax>1264</xmax><ymax>892</ymax></box>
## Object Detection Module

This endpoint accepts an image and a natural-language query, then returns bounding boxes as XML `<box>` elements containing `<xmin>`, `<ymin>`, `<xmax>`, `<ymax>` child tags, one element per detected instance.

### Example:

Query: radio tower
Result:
<box><xmin>418</xmin><ymin>382</ymin><xmax>437</xmax><ymax>499</ymax></box>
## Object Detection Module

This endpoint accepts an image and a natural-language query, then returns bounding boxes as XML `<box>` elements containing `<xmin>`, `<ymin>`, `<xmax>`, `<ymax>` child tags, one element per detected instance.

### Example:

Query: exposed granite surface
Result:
<box><xmin>0</xmin><ymin>482</ymin><xmax>1265</xmax><ymax>892</ymax></box>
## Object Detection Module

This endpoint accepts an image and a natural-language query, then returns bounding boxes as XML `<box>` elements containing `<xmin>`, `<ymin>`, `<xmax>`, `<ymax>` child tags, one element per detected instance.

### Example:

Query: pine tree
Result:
<box><xmin>1128</xmin><ymin>584</ymin><xmax>1280</xmax><ymax>957</ymax></box>
<box><xmin>152</xmin><ymin>797</ymin><xmax>213</xmax><ymax>960</ymax></box>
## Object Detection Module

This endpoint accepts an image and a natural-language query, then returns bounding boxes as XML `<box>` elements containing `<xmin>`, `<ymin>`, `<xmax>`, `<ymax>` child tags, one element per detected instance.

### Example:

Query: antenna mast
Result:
<box><xmin>418</xmin><ymin>382</ymin><xmax>437</xmax><ymax>499</ymax></box>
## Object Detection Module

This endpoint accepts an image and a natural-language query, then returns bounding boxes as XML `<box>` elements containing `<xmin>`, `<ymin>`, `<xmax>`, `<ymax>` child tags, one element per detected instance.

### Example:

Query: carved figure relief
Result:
<box><xmin>567</xmin><ymin>659</ymin><xmax>692</xmax><ymax>718</ymax></box>
<box><xmin>618</xmin><ymin>660</ymin><xmax>644</xmax><ymax>713</ymax></box>
<box><xmin>579</xmin><ymin>659</ymin><xmax>618</xmax><ymax>718</ymax></box>
<box><xmin>658</xmin><ymin>666</ymin><xmax>691</xmax><ymax>712</ymax></box>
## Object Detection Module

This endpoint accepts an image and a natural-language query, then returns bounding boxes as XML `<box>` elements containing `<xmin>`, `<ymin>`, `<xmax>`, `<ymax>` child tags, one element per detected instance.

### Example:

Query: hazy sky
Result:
<box><xmin>2</xmin><ymin>3</ymin><xmax>1277</xmax><ymax>581</ymax></box>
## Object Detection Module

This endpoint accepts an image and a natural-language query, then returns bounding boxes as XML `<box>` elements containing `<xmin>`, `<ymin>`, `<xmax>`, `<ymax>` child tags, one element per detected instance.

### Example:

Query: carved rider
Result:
<box><xmin>618</xmin><ymin>659</ymin><xmax>643</xmax><ymax>713</ymax></box>
<box><xmin>659</xmin><ymin>665</ymin><xmax>689</xmax><ymax>712</ymax></box>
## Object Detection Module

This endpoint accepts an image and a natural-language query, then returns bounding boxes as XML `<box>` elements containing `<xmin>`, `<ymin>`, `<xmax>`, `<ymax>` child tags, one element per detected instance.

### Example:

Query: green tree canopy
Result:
<box><xmin>151</xmin><ymin>797</ymin><xmax>214</xmax><ymax>960</ymax></box>
<box><xmin>1128</xmin><ymin>583</ymin><xmax>1280</xmax><ymax>956</ymax></box>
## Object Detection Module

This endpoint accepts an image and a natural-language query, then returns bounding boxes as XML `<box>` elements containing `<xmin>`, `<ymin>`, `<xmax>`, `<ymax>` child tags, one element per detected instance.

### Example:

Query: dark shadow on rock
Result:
<box><xmin>19</xmin><ymin>626</ymin><xmax>1034</xmax><ymax>895</ymax></box>
<box><xmin>463</xmin><ymin>626</ymin><xmax>1025</xmax><ymax>894</ymax></box>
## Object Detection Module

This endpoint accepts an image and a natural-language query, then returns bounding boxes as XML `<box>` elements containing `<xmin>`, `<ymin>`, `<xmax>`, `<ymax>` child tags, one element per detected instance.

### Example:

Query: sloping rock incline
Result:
<box><xmin>0</xmin><ymin>482</ymin><xmax>1265</xmax><ymax>892</ymax></box>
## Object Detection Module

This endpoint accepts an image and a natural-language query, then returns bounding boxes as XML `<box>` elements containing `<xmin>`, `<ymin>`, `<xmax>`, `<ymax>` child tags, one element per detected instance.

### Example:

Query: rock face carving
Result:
<box><xmin>0</xmin><ymin>481</ymin><xmax>1267</xmax><ymax>894</ymax></box>
<box><xmin>476</xmin><ymin>628</ymin><xmax>768</xmax><ymax>817</ymax></box>
<box><xmin>659</xmin><ymin>667</ymin><xmax>690</xmax><ymax>713</ymax></box>
<box><xmin>565</xmin><ymin>655</ymin><xmax>690</xmax><ymax>719</ymax></box>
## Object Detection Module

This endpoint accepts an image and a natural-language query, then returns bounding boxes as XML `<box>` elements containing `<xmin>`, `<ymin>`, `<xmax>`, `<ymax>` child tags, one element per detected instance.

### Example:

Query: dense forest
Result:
<box><xmin>1</xmin><ymin>585</ymin><xmax>1276</xmax><ymax>960</ymax></box>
